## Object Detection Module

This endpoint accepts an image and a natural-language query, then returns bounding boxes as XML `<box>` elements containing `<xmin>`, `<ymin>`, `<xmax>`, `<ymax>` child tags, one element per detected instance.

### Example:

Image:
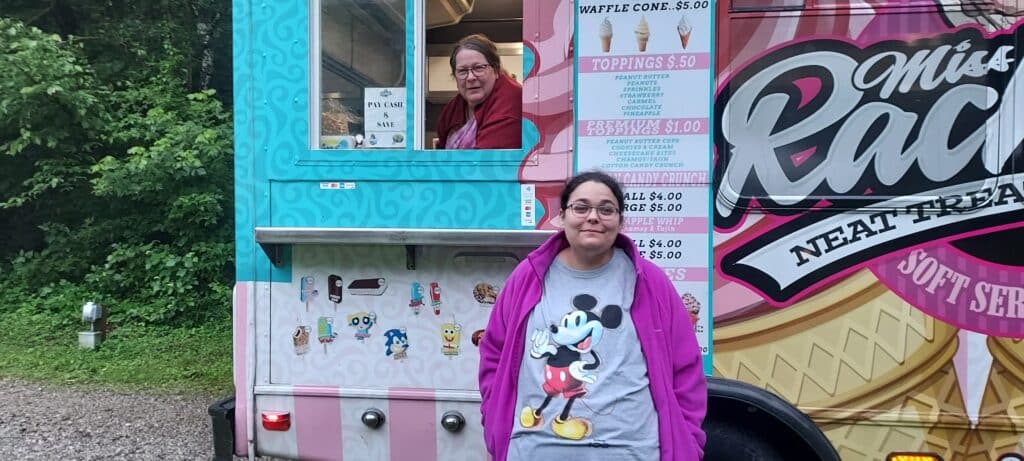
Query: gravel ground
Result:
<box><xmin>0</xmin><ymin>378</ymin><xmax>240</xmax><ymax>460</ymax></box>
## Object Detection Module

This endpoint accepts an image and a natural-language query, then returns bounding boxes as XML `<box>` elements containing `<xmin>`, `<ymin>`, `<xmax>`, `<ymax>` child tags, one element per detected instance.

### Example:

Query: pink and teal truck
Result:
<box><xmin>214</xmin><ymin>0</ymin><xmax>1023</xmax><ymax>459</ymax></box>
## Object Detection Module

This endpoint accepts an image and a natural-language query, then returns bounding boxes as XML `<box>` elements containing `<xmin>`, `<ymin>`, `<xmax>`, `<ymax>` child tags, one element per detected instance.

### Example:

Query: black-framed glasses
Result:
<box><xmin>566</xmin><ymin>202</ymin><xmax>619</xmax><ymax>218</ymax></box>
<box><xmin>454</xmin><ymin>64</ymin><xmax>491</xmax><ymax>80</ymax></box>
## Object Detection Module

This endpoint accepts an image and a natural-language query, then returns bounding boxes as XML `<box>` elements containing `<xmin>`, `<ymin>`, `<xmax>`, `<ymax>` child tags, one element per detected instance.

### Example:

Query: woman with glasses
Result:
<box><xmin>478</xmin><ymin>171</ymin><xmax>707</xmax><ymax>460</ymax></box>
<box><xmin>436</xmin><ymin>34</ymin><xmax>522</xmax><ymax>149</ymax></box>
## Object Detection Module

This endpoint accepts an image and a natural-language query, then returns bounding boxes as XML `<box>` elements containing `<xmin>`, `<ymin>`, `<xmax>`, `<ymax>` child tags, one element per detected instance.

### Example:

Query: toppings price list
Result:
<box><xmin>576</xmin><ymin>0</ymin><xmax>714</xmax><ymax>363</ymax></box>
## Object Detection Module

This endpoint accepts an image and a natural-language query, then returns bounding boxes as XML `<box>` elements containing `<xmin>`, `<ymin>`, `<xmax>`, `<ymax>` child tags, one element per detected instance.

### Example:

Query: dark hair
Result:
<box><xmin>560</xmin><ymin>171</ymin><xmax>626</xmax><ymax>219</ymax></box>
<box><xmin>449</xmin><ymin>34</ymin><xmax>503</xmax><ymax>74</ymax></box>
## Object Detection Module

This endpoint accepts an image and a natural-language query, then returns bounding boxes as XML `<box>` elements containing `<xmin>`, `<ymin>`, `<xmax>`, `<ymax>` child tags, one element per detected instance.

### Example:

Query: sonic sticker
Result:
<box><xmin>300</xmin><ymin>275</ymin><xmax>318</xmax><ymax>311</ymax></box>
<box><xmin>430</xmin><ymin>282</ymin><xmax>442</xmax><ymax>315</ymax></box>
<box><xmin>317</xmin><ymin>317</ymin><xmax>337</xmax><ymax>353</ymax></box>
<box><xmin>347</xmin><ymin>311</ymin><xmax>377</xmax><ymax>342</ymax></box>
<box><xmin>293</xmin><ymin>325</ymin><xmax>311</xmax><ymax>355</ymax></box>
<box><xmin>409</xmin><ymin>282</ymin><xmax>425</xmax><ymax>315</ymax></box>
<box><xmin>384</xmin><ymin>328</ymin><xmax>409</xmax><ymax>360</ymax></box>
<box><xmin>441</xmin><ymin>320</ymin><xmax>462</xmax><ymax>358</ymax></box>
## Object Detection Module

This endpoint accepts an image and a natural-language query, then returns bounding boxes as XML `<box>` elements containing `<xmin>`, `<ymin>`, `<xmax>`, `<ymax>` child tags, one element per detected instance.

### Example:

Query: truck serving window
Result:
<box><xmin>315</xmin><ymin>0</ymin><xmax>406</xmax><ymax>150</ymax></box>
<box><xmin>422</xmin><ymin>0</ymin><xmax>524</xmax><ymax>150</ymax></box>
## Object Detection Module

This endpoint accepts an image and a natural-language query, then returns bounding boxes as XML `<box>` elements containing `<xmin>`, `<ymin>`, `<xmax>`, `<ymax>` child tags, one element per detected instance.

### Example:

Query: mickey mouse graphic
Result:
<box><xmin>519</xmin><ymin>294</ymin><xmax>622</xmax><ymax>440</ymax></box>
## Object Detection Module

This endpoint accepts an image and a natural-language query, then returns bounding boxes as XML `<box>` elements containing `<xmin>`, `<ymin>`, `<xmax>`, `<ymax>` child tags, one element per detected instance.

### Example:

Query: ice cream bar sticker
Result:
<box><xmin>430</xmin><ymin>282</ymin><xmax>442</xmax><ymax>315</ymax></box>
<box><xmin>300</xmin><ymin>275</ymin><xmax>318</xmax><ymax>311</ymax></box>
<box><xmin>293</xmin><ymin>325</ymin><xmax>311</xmax><ymax>355</ymax></box>
<box><xmin>318</xmin><ymin>317</ymin><xmax>337</xmax><ymax>353</ymax></box>
<box><xmin>328</xmin><ymin>274</ymin><xmax>343</xmax><ymax>307</ymax></box>
<box><xmin>473</xmin><ymin>282</ymin><xmax>498</xmax><ymax>306</ymax></box>
<box><xmin>472</xmin><ymin>329</ymin><xmax>485</xmax><ymax>347</ymax></box>
<box><xmin>409</xmin><ymin>281</ymin><xmax>424</xmax><ymax>315</ymax></box>
<box><xmin>349</xmin><ymin>277</ymin><xmax>387</xmax><ymax>296</ymax></box>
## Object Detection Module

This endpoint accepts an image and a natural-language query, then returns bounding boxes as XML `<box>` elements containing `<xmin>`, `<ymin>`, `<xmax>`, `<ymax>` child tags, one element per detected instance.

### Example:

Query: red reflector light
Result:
<box><xmin>262</xmin><ymin>411</ymin><xmax>291</xmax><ymax>431</ymax></box>
<box><xmin>887</xmin><ymin>453</ymin><xmax>943</xmax><ymax>461</ymax></box>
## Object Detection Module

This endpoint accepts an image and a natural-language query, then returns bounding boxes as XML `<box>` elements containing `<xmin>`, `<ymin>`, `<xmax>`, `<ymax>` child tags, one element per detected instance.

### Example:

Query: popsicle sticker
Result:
<box><xmin>348</xmin><ymin>311</ymin><xmax>377</xmax><ymax>342</ymax></box>
<box><xmin>349</xmin><ymin>277</ymin><xmax>387</xmax><ymax>296</ymax></box>
<box><xmin>318</xmin><ymin>317</ymin><xmax>337</xmax><ymax>353</ymax></box>
<box><xmin>328</xmin><ymin>274</ymin><xmax>343</xmax><ymax>310</ymax></box>
<box><xmin>384</xmin><ymin>328</ymin><xmax>409</xmax><ymax>361</ymax></box>
<box><xmin>471</xmin><ymin>329</ymin><xmax>485</xmax><ymax>347</ymax></box>
<box><xmin>293</xmin><ymin>325</ymin><xmax>311</xmax><ymax>355</ymax></box>
<box><xmin>441</xmin><ymin>319</ymin><xmax>462</xmax><ymax>358</ymax></box>
<box><xmin>599</xmin><ymin>17</ymin><xmax>613</xmax><ymax>53</ymax></box>
<box><xmin>429</xmin><ymin>282</ymin><xmax>442</xmax><ymax>315</ymax></box>
<box><xmin>409</xmin><ymin>281</ymin><xmax>425</xmax><ymax>315</ymax></box>
<box><xmin>300</xmin><ymin>275</ymin><xmax>318</xmax><ymax>312</ymax></box>
<box><xmin>682</xmin><ymin>293</ymin><xmax>701</xmax><ymax>326</ymax></box>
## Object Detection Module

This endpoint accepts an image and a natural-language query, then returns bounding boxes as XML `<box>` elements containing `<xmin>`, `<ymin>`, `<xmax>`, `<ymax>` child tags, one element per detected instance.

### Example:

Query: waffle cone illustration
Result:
<box><xmin>635</xmin><ymin>16</ymin><xmax>650</xmax><ymax>53</ymax></box>
<box><xmin>714</xmin><ymin>270</ymin><xmax>966</xmax><ymax>457</ymax></box>
<box><xmin>679</xmin><ymin>32</ymin><xmax>690</xmax><ymax>49</ymax></box>
<box><xmin>601</xmin><ymin>36</ymin><xmax>612</xmax><ymax>52</ymax></box>
<box><xmin>970</xmin><ymin>337</ymin><xmax>1024</xmax><ymax>458</ymax></box>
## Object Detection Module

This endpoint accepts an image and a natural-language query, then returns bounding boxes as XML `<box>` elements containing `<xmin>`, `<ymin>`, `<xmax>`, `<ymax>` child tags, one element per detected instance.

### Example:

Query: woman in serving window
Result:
<box><xmin>436</xmin><ymin>34</ymin><xmax>522</xmax><ymax>149</ymax></box>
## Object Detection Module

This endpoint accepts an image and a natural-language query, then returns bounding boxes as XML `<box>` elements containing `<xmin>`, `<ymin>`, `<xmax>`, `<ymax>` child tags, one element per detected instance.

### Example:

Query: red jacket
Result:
<box><xmin>436</xmin><ymin>73</ymin><xmax>522</xmax><ymax>149</ymax></box>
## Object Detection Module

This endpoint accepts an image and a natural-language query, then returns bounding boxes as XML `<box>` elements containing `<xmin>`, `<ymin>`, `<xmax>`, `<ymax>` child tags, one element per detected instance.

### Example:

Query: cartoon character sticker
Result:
<box><xmin>300</xmin><ymin>275</ymin><xmax>318</xmax><ymax>311</ymax></box>
<box><xmin>409</xmin><ymin>282</ymin><xmax>424</xmax><ymax>315</ymax></box>
<box><xmin>519</xmin><ymin>294</ymin><xmax>622</xmax><ymax>441</ymax></box>
<box><xmin>293</xmin><ymin>325</ymin><xmax>311</xmax><ymax>355</ymax></box>
<box><xmin>473</xmin><ymin>282</ymin><xmax>499</xmax><ymax>306</ymax></box>
<box><xmin>347</xmin><ymin>311</ymin><xmax>377</xmax><ymax>342</ymax></box>
<box><xmin>328</xmin><ymin>274</ymin><xmax>343</xmax><ymax>309</ymax></box>
<box><xmin>430</xmin><ymin>282</ymin><xmax>442</xmax><ymax>315</ymax></box>
<box><xmin>317</xmin><ymin>317</ymin><xmax>337</xmax><ymax>353</ymax></box>
<box><xmin>383</xmin><ymin>328</ymin><xmax>409</xmax><ymax>360</ymax></box>
<box><xmin>441</xmin><ymin>320</ymin><xmax>462</xmax><ymax>358</ymax></box>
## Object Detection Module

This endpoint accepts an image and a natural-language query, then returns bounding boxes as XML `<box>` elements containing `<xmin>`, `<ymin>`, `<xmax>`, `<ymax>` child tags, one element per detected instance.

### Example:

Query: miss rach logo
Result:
<box><xmin>713</xmin><ymin>24</ymin><xmax>1024</xmax><ymax>304</ymax></box>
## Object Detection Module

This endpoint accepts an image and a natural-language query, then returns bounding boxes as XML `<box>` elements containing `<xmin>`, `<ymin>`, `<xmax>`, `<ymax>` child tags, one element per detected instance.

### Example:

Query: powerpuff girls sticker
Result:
<box><xmin>383</xmin><ymin>328</ymin><xmax>409</xmax><ymax>360</ymax></box>
<box><xmin>347</xmin><ymin>311</ymin><xmax>377</xmax><ymax>342</ymax></box>
<box><xmin>441</xmin><ymin>319</ymin><xmax>462</xmax><ymax>358</ymax></box>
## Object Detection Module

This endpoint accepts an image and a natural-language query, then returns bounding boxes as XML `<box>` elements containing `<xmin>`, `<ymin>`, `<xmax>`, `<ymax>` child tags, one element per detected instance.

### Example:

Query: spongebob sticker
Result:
<box><xmin>440</xmin><ymin>320</ymin><xmax>462</xmax><ymax>358</ymax></box>
<box><xmin>347</xmin><ymin>311</ymin><xmax>377</xmax><ymax>342</ymax></box>
<box><xmin>383</xmin><ymin>328</ymin><xmax>409</xmax><ymax>360</ymax></box>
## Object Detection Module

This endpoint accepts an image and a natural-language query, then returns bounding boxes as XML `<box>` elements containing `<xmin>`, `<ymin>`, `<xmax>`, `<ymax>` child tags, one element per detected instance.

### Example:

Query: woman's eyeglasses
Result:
<box><xmin>566</xmin><ymin>202</ymin><xmax>619</xmax><ymax>218</ymax></box>
<box><xmin>454</xmin><ymin>64</ymin><xmax>491</xmax><ymax>80</ymax></box>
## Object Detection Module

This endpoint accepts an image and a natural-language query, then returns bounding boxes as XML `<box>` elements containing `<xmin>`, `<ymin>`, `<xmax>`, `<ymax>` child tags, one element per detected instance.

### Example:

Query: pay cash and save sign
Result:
<box><xmin>575</xmin><ymin>0</ymin><xmax>715</xmax><ymax>373</ymax></box>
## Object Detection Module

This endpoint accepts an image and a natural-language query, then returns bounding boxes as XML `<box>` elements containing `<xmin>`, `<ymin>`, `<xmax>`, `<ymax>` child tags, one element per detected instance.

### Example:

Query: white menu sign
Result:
<box><xmin>364</xmin><ymin>87</ymin><xmax>407</xmax><ymax>148</ymax></box>
<box><xmin>575</xmin><ymin>0</ymin><xmax>714</xmax><ymax>373</ymax></box>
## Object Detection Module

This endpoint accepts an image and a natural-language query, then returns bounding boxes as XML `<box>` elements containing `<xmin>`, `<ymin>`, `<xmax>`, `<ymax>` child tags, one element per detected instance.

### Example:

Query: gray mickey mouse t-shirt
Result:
<box><xmin>508</xmin><ymin>248</ymin><xmax>659</xmax><ymax>460</ymax></box>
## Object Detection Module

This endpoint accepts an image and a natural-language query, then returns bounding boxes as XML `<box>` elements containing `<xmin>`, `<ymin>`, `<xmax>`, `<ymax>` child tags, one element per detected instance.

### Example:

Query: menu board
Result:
<box><xmin>575</xmin><ymin>0</ymin><xmax>714</xmax><ymax>371</ymax></box>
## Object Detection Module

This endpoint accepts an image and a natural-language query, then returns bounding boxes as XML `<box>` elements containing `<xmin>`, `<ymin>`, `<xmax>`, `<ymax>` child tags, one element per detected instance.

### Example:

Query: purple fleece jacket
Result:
<box><xmin>478</xmin><ymin>231</ymin><xmax>707</xmax><ymax>460</ymax></box>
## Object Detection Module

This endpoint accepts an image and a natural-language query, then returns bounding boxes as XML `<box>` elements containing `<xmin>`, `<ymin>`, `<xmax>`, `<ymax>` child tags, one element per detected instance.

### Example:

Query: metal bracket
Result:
<box><xmin>405</xmin><ymin>245</ymin><xmax>416</xmax><ymax>270</ymax></box>
<box><xmin>259</xmin><ymin>242</ymin><xmax>286</xmax><ymax>267</ymax></box>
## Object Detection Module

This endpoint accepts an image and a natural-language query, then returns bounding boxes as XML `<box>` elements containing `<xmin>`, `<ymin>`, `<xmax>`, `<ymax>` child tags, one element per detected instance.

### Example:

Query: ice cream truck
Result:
<box><xmin>216</xmin><ymin>0</ymin><xmax>1024</xmax><ymax>459</ymax></box>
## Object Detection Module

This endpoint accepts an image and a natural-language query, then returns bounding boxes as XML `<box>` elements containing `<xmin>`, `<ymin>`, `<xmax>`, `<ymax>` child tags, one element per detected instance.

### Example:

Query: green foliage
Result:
<box><xmin>0</xmin><ymin>14</ymin><xmax>235</xmax><ymax>330</ymax></box>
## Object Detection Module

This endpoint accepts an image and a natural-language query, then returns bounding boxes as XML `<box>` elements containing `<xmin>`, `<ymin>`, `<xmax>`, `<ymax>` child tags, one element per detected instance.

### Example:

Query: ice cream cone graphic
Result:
<box><xmin>635</xmin><ymin>16</ymin><xmax>650</xmax><ymax>52</ymax></box>
<box><xmin>677</xmin><ymin>15</ymin><xmax>692</xmax><ymax>50</ymax></box>
<box><xmin>598</xmin><ymin>17</ymin><xmax>613</xmax><ymax>53</ymax></box>
<box><xmin>714</xmin><ymin>270</ymin><xmax>967</xmax><ymax>458</ymax></box>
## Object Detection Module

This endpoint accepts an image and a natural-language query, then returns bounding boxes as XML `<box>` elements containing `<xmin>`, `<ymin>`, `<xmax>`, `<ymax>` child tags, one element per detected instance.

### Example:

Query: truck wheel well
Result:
<box><xmin>704</xmin><ymin>377</ymin><xmax>839</xmax><ymax>461</ymax></box>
